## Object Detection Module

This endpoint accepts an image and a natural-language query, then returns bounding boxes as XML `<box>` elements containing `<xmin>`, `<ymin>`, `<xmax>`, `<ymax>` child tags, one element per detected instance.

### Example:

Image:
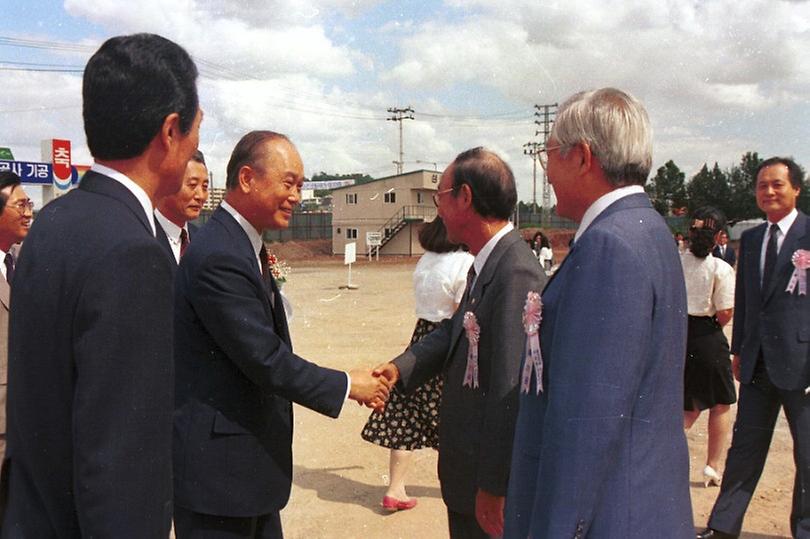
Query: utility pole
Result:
<box><xmin>523</xmin><ymin>141</ymin><xmax>541</xmax><ymax>215</ymax></box>
<box><xmin>534</xmin><ymin>103</ymin><xmax>557</xmax><ymax>225</ymax></box>
<box><xmin>387</xmin><ymin>106</ymin><xmax>414</xmax><ymax>175</ymax></box>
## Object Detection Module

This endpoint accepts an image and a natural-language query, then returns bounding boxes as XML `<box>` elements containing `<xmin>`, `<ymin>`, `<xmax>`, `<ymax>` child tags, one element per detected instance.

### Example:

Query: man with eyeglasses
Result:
<box><xmin>0</xmin><ymin>170</ymin><xmax>32</xmax><ymax>464</ymax></box>
<box><xmin>504</xmin><ymin>88</ymin><xmax>692</xmax><ymax>538</ymax></box>
<box><xmin>375</xmin><ymin>147</ymin><xmax>547</xmax><ymax>538</ymax></box>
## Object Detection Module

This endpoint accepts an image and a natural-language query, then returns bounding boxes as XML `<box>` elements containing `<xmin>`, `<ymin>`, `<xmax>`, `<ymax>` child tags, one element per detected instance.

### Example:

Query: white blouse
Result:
<box><xmin>413</xmin><ymin>250</ymin><xmax>475</xmax><ymax>322</ymax></box>
<box><xmin>681</xmin><ymin>251</ymin><xmax>735</xmax><ymax>317</ymax></box>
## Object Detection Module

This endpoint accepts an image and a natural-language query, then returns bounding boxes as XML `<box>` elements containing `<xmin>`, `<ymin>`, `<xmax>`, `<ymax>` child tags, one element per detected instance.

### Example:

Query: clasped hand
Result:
<box><xmin>347</xmin><ymin>362</ymin><xmax>401</xmax><ymax>412</ymax></box>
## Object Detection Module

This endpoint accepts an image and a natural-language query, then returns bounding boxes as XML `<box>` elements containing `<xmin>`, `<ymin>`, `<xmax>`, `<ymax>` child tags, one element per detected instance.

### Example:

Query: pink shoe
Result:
<box><xmin>382</xmin><ymin>495</ymin><xmax>418</xmax><ymax>512</ymax></box>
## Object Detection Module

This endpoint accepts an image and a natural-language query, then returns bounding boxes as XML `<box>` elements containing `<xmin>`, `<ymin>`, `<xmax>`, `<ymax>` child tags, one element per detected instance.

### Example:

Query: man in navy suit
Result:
<box><xmin>375</xmin><ymin>148</ymin><xmax>547</xmax><ymax>538</ymax></box>
<box><xmin>699</xmin><ymin>157</ymin><xmax>810</xmax><ymax>539</ymax></box>
<box><xmin>2</xmin><ymin>34</ymin><xmax>202</xmax><ymax>537</ymax></box>
<box><xmin>504</xmin><ymin>88</ymin><xmax>693</xmax><ymax>538</ymax></box>
<box><xmin>712</xmin><ymin>230</ymin><xmax>737</xmax><ymax>267</ymax></box>
<box><xmin>172</xmin><ymin>130</ymin><xmax>389</xmax><ymax>538</ymax></box>
<box><xmin>156</xmin><ymin>149</ymin><xmax>209</xmax><ymax>263</ymax></box>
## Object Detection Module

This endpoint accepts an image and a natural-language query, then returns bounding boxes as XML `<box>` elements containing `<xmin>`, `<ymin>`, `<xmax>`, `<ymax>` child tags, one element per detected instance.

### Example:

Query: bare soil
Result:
<box><xmin>267</xmin><ymin>252</ymin><xmax>792</xmax><ymax>538</ymax></box>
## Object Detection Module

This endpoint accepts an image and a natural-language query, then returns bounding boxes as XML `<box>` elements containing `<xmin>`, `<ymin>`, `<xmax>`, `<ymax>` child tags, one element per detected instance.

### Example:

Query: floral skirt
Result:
<box><xmin>361</xmin><ymin>318</ymin><xmax>442</xmax><ymax>450</ymax></box>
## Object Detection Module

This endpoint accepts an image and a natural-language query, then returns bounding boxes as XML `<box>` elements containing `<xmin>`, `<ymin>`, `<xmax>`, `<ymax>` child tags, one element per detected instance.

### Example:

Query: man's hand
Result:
<box><xmin>732</xmin><ymin>354</ymin><xmax>741</xmax><ymax>382</ymax></box>
<box><xmin>348</xmin><ymin>368</ymin><xmax>391</xmax><ymax>408</ymax></box>
<box><xmin>372</xmin><ymin>361</ymin><xmax>400</xmax><ymax>386</ymax></box>
<box><xmin>475</xmin><ymin>488</ymin><xmax>504</xmax><ymax>537</ymax></box>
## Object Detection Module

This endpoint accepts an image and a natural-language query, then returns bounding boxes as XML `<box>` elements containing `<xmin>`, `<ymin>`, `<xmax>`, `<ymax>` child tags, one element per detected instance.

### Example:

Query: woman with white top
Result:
<box><xmin>361</xmin><ymin>217</ymin><xmax>473</xmax><ymax>512</ymax></box>
<box><xmin>681</xmin><ymin>206</ymin><xmax>737</xmax><ymax>488</ymax></box>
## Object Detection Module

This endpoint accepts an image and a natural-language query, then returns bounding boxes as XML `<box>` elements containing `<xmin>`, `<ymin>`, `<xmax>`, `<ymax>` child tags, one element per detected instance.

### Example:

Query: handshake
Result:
<box><xmin>348</xmin><ymin>362</ymin><xmax>401</xmax><ymax>412</ymax></box>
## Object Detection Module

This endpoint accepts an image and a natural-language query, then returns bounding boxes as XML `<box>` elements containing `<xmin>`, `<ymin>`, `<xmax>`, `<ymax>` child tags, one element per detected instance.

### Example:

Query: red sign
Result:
<box><xmin>51</xmin><ymin>139</ymin><xmax>71</xmax><ymax>182</ymax></box>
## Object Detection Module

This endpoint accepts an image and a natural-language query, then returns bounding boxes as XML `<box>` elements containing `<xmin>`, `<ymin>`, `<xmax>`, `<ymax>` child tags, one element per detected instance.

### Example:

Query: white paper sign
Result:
<box><xmin>344</xmin><ymin>242</ymin><xmax>357</xmax><ymax>265</ymax></box>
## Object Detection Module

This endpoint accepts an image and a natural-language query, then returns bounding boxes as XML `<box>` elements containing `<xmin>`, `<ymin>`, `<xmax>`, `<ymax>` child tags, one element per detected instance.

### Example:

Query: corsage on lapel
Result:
<box><xmin>462</xmin><ymin>312</ymin><xmax>480</xmax><ymax>388</ymax></box>
<box><xmin>521</xmin><ymin>291</ymin><xmax>544</xmax><ymax>394</ymax></box>
<box><xmin>786</xmin><ymin>249</ymin><xmax>810</xmax><ymax>296</ymax></box>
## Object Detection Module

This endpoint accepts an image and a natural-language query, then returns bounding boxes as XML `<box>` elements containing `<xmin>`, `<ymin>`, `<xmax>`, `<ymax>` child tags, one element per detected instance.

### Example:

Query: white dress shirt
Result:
<box><xmin>471</xmin><ymin>221</ymin><xmax>514</xmax><ymax>292</ymax></box>
<box><xmin>759</xmin><ymin>208</ymin><xmax>798</xmax><ymax>276</ymax></box>
<box><xmin>681</xmin><ymin>251</ymin><xmax>735</xmax><ymax>316</ymax></box>
<box><xmin>413</xmin><ymin>250</ymin><xmax>475</xmax><ymax>322</ymax></box>
<box><xmin>574</xmin><ymin>185</ymin><xmax>646</xmax><ymax>243</ymax></box>
<box><xmin>91</xmin><ymin>163</ymin><xmax>156</xmax><ymax>236</ymax></box>
<box><xmin>154</xmin><ymin>209</ymin><xmax>188</xmax><ymax>264</ymax></box>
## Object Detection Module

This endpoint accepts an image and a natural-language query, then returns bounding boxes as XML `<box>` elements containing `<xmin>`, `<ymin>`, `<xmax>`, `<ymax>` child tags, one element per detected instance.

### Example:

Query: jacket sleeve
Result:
<box><xmin>186</xmin><ymin>251</ymin><xmax>347</xmax><ymax>418</ymax></box>
<box><xmin>73</xmin><ymin>238</ymin><xmax>174</xmax><ymax>537</ymax></box>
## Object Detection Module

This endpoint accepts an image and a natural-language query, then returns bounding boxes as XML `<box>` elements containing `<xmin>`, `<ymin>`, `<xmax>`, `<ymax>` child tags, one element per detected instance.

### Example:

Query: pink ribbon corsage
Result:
<box><xmin>786</xmin><ymin>249</ymin><xmax>810</xmax><ymax>296</ymax></box>
<box><xmin>521</xmin><ymin>291</ymin><xmax>544</xmax><ymax>394</ymax></box>
<box><xmin>462</xmin><ymin>311</ymin><xmax>480</xmax><ymax>389</ymax></box>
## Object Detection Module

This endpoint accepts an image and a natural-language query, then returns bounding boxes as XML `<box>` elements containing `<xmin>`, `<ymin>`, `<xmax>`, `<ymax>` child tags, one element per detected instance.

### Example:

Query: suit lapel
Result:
<box><xmin>79</xmin><ymin>171</ymin><xmax>155</xmax><ymax>236</ymax></box>
<box><xmin>762</xmin><ymin>212</ymin><xmax>808</xmax><ymax>304</ymax></box>
<box><xmin>0</xmin><ymin>274</ymin><xmax>9</xmax><ymax>311</ymax></box>
<box><xmin>446</xmin><ymin>229</ymin><xmax>521</xmax><ymax>364</ymax></box>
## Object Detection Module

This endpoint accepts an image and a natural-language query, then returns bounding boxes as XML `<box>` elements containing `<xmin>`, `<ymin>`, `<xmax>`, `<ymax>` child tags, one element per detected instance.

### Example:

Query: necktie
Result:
<box><xmin>462</xmin><ymin>265</ymin><xmax>477</xmax><ymax>306</ymax></box>
<box><xmin>179</xmin><ymin>229</ymin><xmax>189</xmax><ymax>258</ymax></box>
<box><xmin>259</xmin><ymin>245</ymin><xmax>269</xmax><ymax>278</ymax></box>
<box><xmin>4</xmin><ymin>253</ymin><xmax>13</xmax><ymax>285</ymax></box>
<box><xmin>762</xmin><ymin>223</ymin><xmax>779</xmax><ymax>288</ymax></box>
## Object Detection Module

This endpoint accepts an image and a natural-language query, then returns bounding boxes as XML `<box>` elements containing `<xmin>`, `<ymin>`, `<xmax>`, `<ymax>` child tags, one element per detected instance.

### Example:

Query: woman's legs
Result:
<box><xmin>706</xmin><ymin>403</ymin><xmax>732</xmax><ymax>471</ymax></box>
<box><xmin>386</xmin><ymin>449</ymin><xmax>415</xmax><ymax>500</ymax></box>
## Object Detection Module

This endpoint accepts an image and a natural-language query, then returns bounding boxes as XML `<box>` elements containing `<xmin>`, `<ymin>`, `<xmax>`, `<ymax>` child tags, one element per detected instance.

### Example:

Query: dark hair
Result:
<box><xmin>756</xmin><ymin>156</ymin><xmax>804</xmax><ymax>190</ymax></box>
<box><xmin>83</xmin><ymin>33</ymin><xmax>199</xmax><ymax>160</ymax></box>
<box><xmin>418</xmin><ymin>217</ymin><xmax>462</xmax><ymax>253</ymax></box>
<box><xmin>688</xmin><ymin>206</ymin><xmax>726</xmax><ymax>259</ymax></box>
<box><xmin>532</xmin><ymin>231</ymin><xmax>550</xmax><ymax>249</ymax></box>
<box><xmin>190</xmin><ymin>149</ymin><xmax>206</xmax><ymax>166</ymax></box>
<box><xmin>0</xmin><ymin>171</ymin><xmax>21</xmax><ymax>214</ymax></box>
<box><xmin>449</xmin><ymin>147</ymin><xmax>516</xmax><ymax>220</ymax></box>
<box><xmin>226</xmin><ymin>131</ymin><xmax>289</xmax><ymax>190</ymax></box>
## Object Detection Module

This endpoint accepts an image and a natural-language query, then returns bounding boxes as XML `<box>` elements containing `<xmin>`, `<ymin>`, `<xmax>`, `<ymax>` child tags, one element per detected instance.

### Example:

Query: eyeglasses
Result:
<box><xmin>10</xmin><ymin>200</ymin><xmax>34</xmax><ymax>214</ymax></box>
<box><xmin>538</xmin><ymin>144</ymin><xmax>564</xmax><ymax>170</ymax></box>
<box><xmin>432</xmin><ymin>187</ymin><xmax>456</xmax><ymax>207</ymax></box>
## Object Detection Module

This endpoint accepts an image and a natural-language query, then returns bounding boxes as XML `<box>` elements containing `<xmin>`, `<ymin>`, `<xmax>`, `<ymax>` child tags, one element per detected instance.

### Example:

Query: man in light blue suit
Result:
<box><xmin>504</xmin><ymin>88</ymin><xmax>693</xmax><ymax>538</ymax></box>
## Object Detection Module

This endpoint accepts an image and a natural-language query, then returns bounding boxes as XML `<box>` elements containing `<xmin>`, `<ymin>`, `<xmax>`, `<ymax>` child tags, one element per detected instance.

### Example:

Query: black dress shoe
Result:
<box><xmin>696</xmin><ymin>528</ymin><xmax>737</xmax><ymax>539</ymax></box>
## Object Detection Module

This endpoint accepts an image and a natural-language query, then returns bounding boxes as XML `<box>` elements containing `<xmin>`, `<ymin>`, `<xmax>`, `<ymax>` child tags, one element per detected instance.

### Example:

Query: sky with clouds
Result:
<box><xmin>1</xmin><ymin>0</ymin><xmax>809</xmax><ymax>206</ymax></box>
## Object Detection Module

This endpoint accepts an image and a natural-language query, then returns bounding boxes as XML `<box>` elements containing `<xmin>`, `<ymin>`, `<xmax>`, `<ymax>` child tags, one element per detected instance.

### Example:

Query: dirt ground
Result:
<box><xmin>270</xmin><ymin>255</ymin><xmax>792</xmax><ymax>539</ymax></box>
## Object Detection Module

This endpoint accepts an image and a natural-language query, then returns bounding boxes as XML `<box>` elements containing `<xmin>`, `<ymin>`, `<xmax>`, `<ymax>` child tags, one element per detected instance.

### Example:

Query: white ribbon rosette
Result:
<box><xmin>462</xmin><ymin>311</ymin><xmax>480</xmax><ymax>389</ymax></box>
<box><xmin>786</xmin><ymin>249</ymin><xmax>810</xmax><ymax>296</ymax></box>
<box><xmin>521</xmin><ymin>291</ymin><xmax>544</xmax><ymax>394</ymax></box>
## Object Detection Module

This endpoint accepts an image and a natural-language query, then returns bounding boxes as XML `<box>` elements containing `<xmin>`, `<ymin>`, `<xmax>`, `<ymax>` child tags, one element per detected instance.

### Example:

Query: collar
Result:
<box><xmin>154</xmin><ymin>209</ymin><xmax>187</xmax><ymax>244</ymax></box>
<box><xmin>768</xmin><ymin>208</ymin><xmax>798</xmax><ymax>237</ymax></box>
<box><xmin>91</xmin><ymin>163</ymin><xmax>156</xmax><ymax>236</ymax></box>
<box><xmin>574</xmin><ymin>185</ymin><xmax>645</xmax><ymax>242</ymax></box>
<box><xmin>473</xmin><ymin>221</ymin><xmax>514</xmax><ymax>276</ymax></box>
<box><xmin>220</xmin><ymin>200</ymin><xmax>263</xmax><ymax>261</ymax></box>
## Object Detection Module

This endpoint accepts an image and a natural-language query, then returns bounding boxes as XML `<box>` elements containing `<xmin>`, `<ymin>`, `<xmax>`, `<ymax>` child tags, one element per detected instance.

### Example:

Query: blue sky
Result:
<box><xmin>2</xmin><ymin>0</ymin><xmax>810</xmax><ymax>207</ymax></box>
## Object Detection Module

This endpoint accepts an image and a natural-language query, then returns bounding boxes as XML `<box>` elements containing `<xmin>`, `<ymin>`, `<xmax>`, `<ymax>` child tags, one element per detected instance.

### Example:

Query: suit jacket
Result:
<box><xmin>504</xmin><ymin>194</ymin><xmax>693</xmax><ymax>538</ymax></box>
<box><xmin>731</xmin><ymin>211</ymin><xmax>810</xmax><ymax>390</ymax></box>
<box><xmin>0</xmin><ymin>264</ymin><xmax>9</xmax><ymax>445</ymax></box>
<box><xmin>156</xmin><ymin>220</ymin><xmax>197</xmax><ymax>265</ymax></box>
<box><xmin>173</xmin><ymin>207</ymin><xmax>347</xmax><ymax>517</ymax></box>
<box><xmin>712</xmin><ymin>244</ymin><xmax>736</xmax><ymax>267</ymax></box>
<box><xmin>393</xmin><ymin>229</ymin><xmax>547</xmax><ymax>514</ymax></box>
<box><xmin>2</xmin><ymin>171</ymin><xmax>175</xmax><ymax>537</ymax></box>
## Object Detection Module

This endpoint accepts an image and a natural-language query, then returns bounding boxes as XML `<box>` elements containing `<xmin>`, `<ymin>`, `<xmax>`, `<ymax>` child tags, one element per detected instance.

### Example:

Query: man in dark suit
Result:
<box><xmin>375</xmin><ymin>148</ymin><xmax>547</xmax><ymax>538</ymax></box>
<box><xmin>2</xmin><ymin>34</ymin><xmax>202</xmax><ymax>537</ymax></box>
<box><xmin>504</xmin><ymin>88</ymin><xmax>693</xmax><ymax>538</ymax></box>
<box><xmin>699</xmin><ymin>157</ymin><xmax>810</xmax><ymax>539</ymax></box>
<box><xmin>0</xmin><ymin>171</ymin><xmax>32</xmax><ymax>464</ymax></box>
<box><xmin>712</xmin><ymin>230</ymin><xmax>737</xmax><ymax>267</ymax></box>
<box><xmin>172</xmin><ymin>130</ymin><xmax>389</xmax><ymax>538</ymax></box>
<box><xmin>156</xmin><ymin>149</ymin><xmax>209</xmax><ymax>263</ymax></box>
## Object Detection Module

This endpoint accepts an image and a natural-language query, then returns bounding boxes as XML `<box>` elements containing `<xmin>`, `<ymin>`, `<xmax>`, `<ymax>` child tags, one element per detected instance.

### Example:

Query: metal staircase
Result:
<box><xmin>367</xmin><ymin>205</ymin><xmax>437</xmax><ymax>255</ymax></box>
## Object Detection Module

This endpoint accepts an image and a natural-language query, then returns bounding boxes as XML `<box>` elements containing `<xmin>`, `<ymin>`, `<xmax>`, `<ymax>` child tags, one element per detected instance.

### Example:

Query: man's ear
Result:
<box><xmin>458</xmin><ymin>183</ymin><xmax>473</xmax><ymax>210</ymax></box>
<box><xmin>237</xmin><ymin>165</ymin><xmax>255</xmax><ymax>194</ymax></box>
<box><xmin>159</xmin><ymin>113</ymin><xmax>182</xmax><ymax>152</ymax></box>
<box><xmin>576</xmin><ymin>141</ymin><xmax>594</xmax><ymax>174</ymax></box>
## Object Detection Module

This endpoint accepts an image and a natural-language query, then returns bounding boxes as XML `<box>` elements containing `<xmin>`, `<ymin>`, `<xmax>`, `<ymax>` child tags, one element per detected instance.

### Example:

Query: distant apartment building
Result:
<box><xmin>203</xmin><ymin>187</ymin><xmax>226</xmax><ymax>211</ymax></box>
<box><xmin>331</xmin><ymin>170</ymin><xmax>440</xmax><ymax>256</ymax></box>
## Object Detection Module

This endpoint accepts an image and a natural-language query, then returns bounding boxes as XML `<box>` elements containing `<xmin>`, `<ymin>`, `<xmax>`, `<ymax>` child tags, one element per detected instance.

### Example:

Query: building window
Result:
<box><xmin>346</xmin><ymin>228</ymin><xmax>358</xmax><ymax>239</ymax></box>
<box><xmin>417</xmin><ymin>192</ymin><xmax>423</xmax><ymax>204</ymax></box>
<box><xmin>346</xmin><ymin>193</ymin><xmax>357</xmax><ymax>204</ymax></box>
<box><xmin>384</xmin><ymin>191</ymin><xmax>396</xmax><ymax>204</ymax></box>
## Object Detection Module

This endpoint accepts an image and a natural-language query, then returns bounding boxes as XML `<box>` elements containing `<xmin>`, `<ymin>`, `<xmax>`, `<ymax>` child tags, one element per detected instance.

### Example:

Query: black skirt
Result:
<box><xmin>361</xmin><ymin>318</ymin><xmax>442</xmax><ymax>450</ymax></box>
<box><xmin>684</xmin><ymin>315</ymin><xmax>737</xmax><ymax>411</ymax></box>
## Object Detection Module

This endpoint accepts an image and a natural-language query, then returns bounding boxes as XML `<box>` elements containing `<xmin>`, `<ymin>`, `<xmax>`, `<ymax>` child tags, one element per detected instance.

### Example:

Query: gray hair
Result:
<box><xmin>551</xmin><ymin>88</ymin><xmax>652</xmax><ymax>187</ymax></box>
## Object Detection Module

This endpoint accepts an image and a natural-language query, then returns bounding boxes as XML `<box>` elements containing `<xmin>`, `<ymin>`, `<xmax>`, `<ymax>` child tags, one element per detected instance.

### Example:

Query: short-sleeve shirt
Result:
<box><xmin>413</xmin><ymin>250</ymin><xmax>475</xmax><ymax>323</ymax></box>
<box><xmin>681</xmin><ymin>251</ymin><xmax>735</xmax><ymax>317</ymax></box>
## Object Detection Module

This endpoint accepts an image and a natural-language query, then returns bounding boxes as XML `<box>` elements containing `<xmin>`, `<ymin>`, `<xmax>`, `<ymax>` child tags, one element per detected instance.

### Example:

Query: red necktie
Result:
<box><xmin>179</xmin><ymin>229</ymin><xmax>189</xmax><ymax>258</ymax></box>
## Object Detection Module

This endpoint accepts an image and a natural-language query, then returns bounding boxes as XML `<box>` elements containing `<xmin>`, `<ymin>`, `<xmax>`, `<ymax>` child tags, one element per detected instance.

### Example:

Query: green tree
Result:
<box><xmin>687</xmin><ymin>162</ymin><xmax>731</xmax><ymax>214</ymax></box>
<box><xmin>646</xmin><ymin>160</ymin><xmax>687</xmax><ymax>216</ymax></box>
<box><xmin>726</xmin><ymin>152</ymin><xmax>762</xmax><ymax>221</ymax></box>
